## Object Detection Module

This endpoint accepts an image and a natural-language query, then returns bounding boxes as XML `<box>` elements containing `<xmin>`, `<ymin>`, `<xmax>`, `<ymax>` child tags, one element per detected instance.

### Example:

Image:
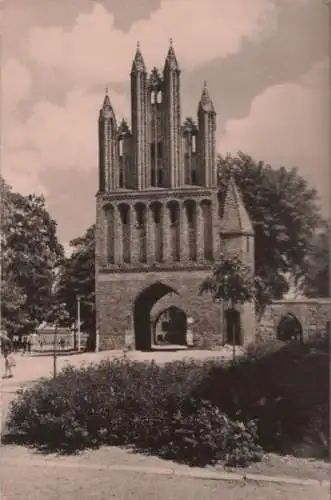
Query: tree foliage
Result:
<box><xmin>217</xmin><ymin>152</ymin><xmax>322</xmax><ymax>298</ymax></box>
<box><xmin>301</xmin><ymin>223</ymin><xmax>329</xmax><ymax>298</ymax></box>
<box><xmin>200</xmin><ymin>253</ymin><xmax>255</xmax><ymax>307</ymax></box>
<box><xmin>1</xmin><ymin>178</ymin><xmax>64</xmax><ymax>336</ymax></box>
<box><xmin>55</xmin><ymin>225</ymin><xmax>95</xmax><ymax>335</ymax></box>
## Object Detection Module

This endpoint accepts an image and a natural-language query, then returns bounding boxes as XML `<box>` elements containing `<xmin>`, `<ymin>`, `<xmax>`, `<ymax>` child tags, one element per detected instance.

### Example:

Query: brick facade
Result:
<box><xmin>258</xmin><ymin>299</ymin><xmax>331</xmax><ymax>342</ymax></box>
<box><xmin>95</xmin><ymin>41</ymin><xmax>256</xmax><ymax>351</ymax></box>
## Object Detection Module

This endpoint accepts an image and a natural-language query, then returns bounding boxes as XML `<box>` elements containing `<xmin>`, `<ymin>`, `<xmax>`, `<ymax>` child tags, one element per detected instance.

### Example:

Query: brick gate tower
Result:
<box><xmin>95</xmin><ymin>41</ymin><xmax>256</xmax><ymax>351</ymax></box>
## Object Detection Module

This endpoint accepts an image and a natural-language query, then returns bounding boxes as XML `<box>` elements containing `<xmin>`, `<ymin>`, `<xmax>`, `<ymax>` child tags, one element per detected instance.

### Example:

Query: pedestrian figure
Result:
<box><xmin>59</xmin><ymin>337</ymin><xmax>65</xmax><ymax>350</ymax></box>
<box><xmin>22</xmin><ymin>335</ymin><xmax>27</xmax><ymax>354</ymax></box>
<box><xmin>26</xmin><ymin>334</ymin><xmax>32</xmax><ymax>353</ymax></box>
<box><xmin>2</xmin><ymin>341</ymin><xmax>15</xmax><ymax>378</ymax></box>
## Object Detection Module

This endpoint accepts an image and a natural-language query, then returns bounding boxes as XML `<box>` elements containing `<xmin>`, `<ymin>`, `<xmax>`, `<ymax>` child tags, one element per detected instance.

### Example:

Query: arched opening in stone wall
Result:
<box><xmin>152</xmin><ymin>306</ymin><xmax>187</xmax><ymax>346</ymax></box>
<box><xmin>134</xmin><ymin>202</ymin><xmax>147</xmax><ymax>263</ymax></box>
<box><xmin>104</xmin><ymin>204</ymin><xmax>114</xmax><ymax>263</ymax></box>
<box><xmin>118</xmin><ymin>203</ymin><xmax>131</xmax><ymax>263</ymax></box>
<box><xmin>150</xmin><ymin>201</ymin><xmax>163</xmax><ymax>262</ymax></box>
<box><xmin>184</xmin><ymin>200</ymin><xmax>197</xmax><ymax>261</ymax></box>
<box><xmin>201</xmin><ymin>200</ymin><xmax>213</xmax><ymax>260</ymax></box>
<box><xmin>133</xmin><ymin>282</ymin><xmax>180</xmax><ymax>351</ymax></box>
<box><xmin>167</xmin><ymin>200</ymin><xmax>180</xmax><ymax>261</ymax></box>
<box><xmin>225</xmin><ymin>308</ymin><xmax>241</xmax><ymax>345</ymax></box>
<box><xmin>277</xmin><ymin>313</ymin><xmax>303</xmax><ymax>343</ymax></box>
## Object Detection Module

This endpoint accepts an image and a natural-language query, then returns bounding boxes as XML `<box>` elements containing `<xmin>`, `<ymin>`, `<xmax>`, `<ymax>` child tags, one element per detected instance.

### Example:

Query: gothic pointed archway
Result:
<box><xmin>133</xmin><ymin>282</ymin><xmax>179</xmax><ymax>351</ymax></box>
<box><xmin>153</xmin><ymin>306</ymin><xmax>187</xmax><ymax>346</ymax></box>
<box><xmin>277</xmin><ymin>313</ymin><xmax>303</xmax><ymax>343</ymax></box>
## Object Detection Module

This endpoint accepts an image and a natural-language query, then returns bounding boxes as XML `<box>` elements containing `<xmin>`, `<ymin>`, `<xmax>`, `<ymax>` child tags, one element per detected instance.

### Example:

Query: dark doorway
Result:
<box><xmin>277</xmin><ymin>313</ymin><xmax>303</xmax><ymax>343</ymax></box>
<box><xmin>133</xmin><ymin>282</ymin><xmax>179</xmax><ymax>351</ymax></box>
<box><xmin>225</xmin><ymin>309</ymin><xmax>241</xmax><ymax>345</ymax></box>
<box><xmin>153</xmin><ymin>306</ymin><xmax>187</xmax><ymax>346</ymax></box>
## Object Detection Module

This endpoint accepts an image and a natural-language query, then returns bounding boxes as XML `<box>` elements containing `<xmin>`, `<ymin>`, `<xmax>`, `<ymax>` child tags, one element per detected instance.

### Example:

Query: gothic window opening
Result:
<box><xmin>119</xmin><ymin>204</ymin><xmax>130</xmax><ymax>263</ymax></box>
<box><xmin>151</xmin><ymin>142</ymin><xmax>156</xmax><ymax>159</ymax></box>
<box><xmin>185</xmin><ymin>201</ymin><xmax>197</xmax><ymax>261</ymax></box>
<box><xmin>136</xmin><ymin>206</ymin><xmax>145</xmax><ymax>228</ymax></box>
<box><xmin>191</xmin><ymin>170</ymin><xmax>197</xmax><ymax>184</ymax></box>
<box><xmin>157</xmin><ymin>90</ymin><xmax>162</xmax><ymax>104</ymax></box>
<box><xmin>151</xmin><ymin>168</ymin><xmax>156</xmax><ymax>187</ymax></box>
<box><xmin>120</xmin><ymin>205</ymin><xmax>129</xmax><ymax>225</ymax></box>
<box><xmin>202</xmin><ymin>200</ymin><xmax>213</xmax><ymax>260</ymax></box>
<box><xmin>153</xmin><ymin>205</ymin><xmax>161</xmax><ymax>224</ymax></box>
<box><xmin>170</xmin><ymin>205</ymin><xmax>178</xmax><ymax>226</ymax></box>
<box><xmin>151</xmin><ymin>91</ymin><xmax>156</xmax><ymax>105</ymax></box>
<box><xmin>187</xmin><ymin>204</ymin><xmax>194</xmax><ymax>226</ymax></box>
<box><xmin>157</xmin><ymin>169</ymin><xmax>163</xmax><ymax>186</ymax></box>
<box><xmin>104</xmin><ymin>205</ymin><xmax>114</xmax><ymax>264</ymax></box>
<box><xmin>246</xmin><ymin>237</ymin><xmax>250</xmax><ymax>253</ymax></box>
<box><xmin>151</xmin><ymin>202</ymin><xmax>163</xmax><ymax>262</ymax></box>
<box><xmin>135</xmin><ymin>203</ymin><xmax>147</xmax><ymax>263</ymax></box>
<box><xmin>119</xmin><ymin>170</ymin><xmax>124</xmax><ymax>188</ymax></box>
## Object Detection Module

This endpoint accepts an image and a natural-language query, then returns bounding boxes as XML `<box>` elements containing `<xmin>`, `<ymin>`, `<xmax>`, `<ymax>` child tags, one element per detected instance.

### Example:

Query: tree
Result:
<box><xmin>217</xmin><ymin>152</ymin><xmax>322</xmax><ymax>298</ymax></box>
<box><xmin>200</xmin><ymin>253</ymin><xmax>256</xmax><ymax>361</ymax></box>
<box><xmin>56</xmin><ymin>225</ymin><xmax>95</xmax><ymax>341</ymax></box>
<box><xmin>1</xmin><ymin>177</ymin><xmax>64</xmax><ymax>336</ymax></box>
<box><xmin>301</xmin><ymin>222</ymin><xmax>329</xmax><ymax>297</ymax></box>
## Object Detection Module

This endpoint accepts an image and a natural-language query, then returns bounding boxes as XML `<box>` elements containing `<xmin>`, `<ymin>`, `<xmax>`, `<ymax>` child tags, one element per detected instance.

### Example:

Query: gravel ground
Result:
<box><xmin>1</xmin><ymin>461</ymin><xmax>329</xmax><ymax>500</ymax></box>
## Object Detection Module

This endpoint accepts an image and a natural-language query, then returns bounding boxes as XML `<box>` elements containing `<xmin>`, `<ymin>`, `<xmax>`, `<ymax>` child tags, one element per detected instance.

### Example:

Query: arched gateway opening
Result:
<box><xmin>277</xmin><ymin>313</ymin><xmax>303</xmax><ymax>343</ymax></box>
<box><xmin>133</xmin><ymin>282</ymin><xmax>185</xmax><ymax>351</ymax></box>
<box><xmin>153</xmin><ymin>306</ymin><xmax>187</xmax><ymax>346</ymax></box>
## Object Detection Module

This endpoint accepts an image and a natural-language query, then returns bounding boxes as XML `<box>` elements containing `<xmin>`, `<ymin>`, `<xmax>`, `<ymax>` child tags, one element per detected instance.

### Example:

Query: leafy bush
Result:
<box><xmin>5</xmin><ymin>357</ymin><xmax>262</xmax><ymax>467</ymax></box>
<box><xmin>243</xmin><ymin>339</ymin><xmax>285</xmax><ymax>361</ymax></box>
<box><xmin>5</xmin><ymin>336</ymin><xmax>328</xmax><ymax>464</ymax></box>
<box><xmin>191</xmin><ymin>338</ymin><xmax>329</xmax><ymax>456</ymax></box>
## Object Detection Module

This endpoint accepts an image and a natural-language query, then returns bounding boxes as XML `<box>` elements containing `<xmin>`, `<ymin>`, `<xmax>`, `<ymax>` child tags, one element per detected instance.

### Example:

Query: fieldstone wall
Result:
<box><xmin>257</xmin><ymin>298</ymin><xmax>331</xmax><ymax>341</ymax></box>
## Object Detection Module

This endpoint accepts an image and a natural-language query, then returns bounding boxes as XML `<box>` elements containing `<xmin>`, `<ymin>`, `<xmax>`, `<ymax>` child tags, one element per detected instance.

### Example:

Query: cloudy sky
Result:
<box><xmin>2</xmin><ymin>0</ymin><xmax>330</xmax><ymax>250</ymax></box>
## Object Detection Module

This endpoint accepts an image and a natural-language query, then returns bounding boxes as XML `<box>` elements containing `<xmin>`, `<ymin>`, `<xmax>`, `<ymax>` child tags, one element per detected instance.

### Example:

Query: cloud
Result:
<box><xmin>2</xmin><ymin>59</ymin><xmax>32</xmax><ymax>117</ymax></box>
<box><xmin>221</xmin><ymin>59</ymin><xmax>330</xmax><ymax>212</ymax></box>
<box><xmin>2</xmin><ymin>84</ymin><xmax>130</xmax><ymax>193</ymax></box>
<box><xmin>26</xmin><ymin>0</ymin><xmax>277</xmax><ymax>84</ymax></box>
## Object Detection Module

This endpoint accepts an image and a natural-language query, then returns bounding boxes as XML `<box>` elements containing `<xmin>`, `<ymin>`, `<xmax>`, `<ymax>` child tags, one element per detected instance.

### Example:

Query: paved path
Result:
<box><xmin>1</xmin><ymin>458</ymin><xmax>329</xmax><ymax>500</ymax></box>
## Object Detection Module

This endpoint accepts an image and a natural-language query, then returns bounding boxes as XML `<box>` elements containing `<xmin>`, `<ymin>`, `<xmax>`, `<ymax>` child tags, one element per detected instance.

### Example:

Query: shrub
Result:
<box><xmin>5</xmin><ymin>339</ymin><xmax>328</xmax><ymax>465</ymax></box>
<box><xmin>243</xmin><ymin>339</ymin><xmax>285</xmax><ymax>361</ymax></box>
<box><xmin>5</xmin><ymin>356</ymin><xmax>262</xmax><ymax>467</ymax></box>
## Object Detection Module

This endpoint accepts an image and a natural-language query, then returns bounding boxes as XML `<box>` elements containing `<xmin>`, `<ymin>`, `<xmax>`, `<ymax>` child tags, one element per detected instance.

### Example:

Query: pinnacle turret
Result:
<box><xmin>131</xmin><ymin>41</ymin><xmax>146</xmax><ymax>73</ymax></box>
<box><xmin>99</xmin><ymin>88</ymin><xmax>116</xmax><ymax>119</ymax></box>
<box><xmin>198</xmin><ymin>81</ymin><xmax>215</xmax><ymax>114</ymax></box>
<box><xmin>164</xmin><ymin>38</ymin><xmax>180</xmax><ymax>72</ymax></box>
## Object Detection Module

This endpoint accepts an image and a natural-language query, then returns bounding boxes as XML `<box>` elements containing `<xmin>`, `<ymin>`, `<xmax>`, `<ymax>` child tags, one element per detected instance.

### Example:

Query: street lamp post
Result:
<box><xmin>76</xmin><ymin>295</ymin><xmax>82</xmax><ymax>352</ymax></box>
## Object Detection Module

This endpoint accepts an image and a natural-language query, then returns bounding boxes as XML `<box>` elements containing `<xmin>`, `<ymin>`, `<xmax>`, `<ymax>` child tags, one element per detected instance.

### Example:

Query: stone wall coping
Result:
<box><xmin>272</xmin><ymin>298</ymin><xmax>331</xmax><ymax>305</ymax></box>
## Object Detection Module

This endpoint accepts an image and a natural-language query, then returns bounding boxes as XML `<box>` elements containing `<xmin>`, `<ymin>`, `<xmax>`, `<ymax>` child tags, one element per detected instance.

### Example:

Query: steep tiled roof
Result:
<box><xmin>221</xmin><ymin>176</ymin><xmax>254</xmax><ymax>235</ymax></box>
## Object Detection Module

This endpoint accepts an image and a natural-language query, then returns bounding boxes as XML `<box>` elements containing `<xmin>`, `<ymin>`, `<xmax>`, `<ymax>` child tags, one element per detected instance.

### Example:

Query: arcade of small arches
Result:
<box><xmin>103</xmin><ymin>198</ymin><xmax>214</xmax><ymax>265</ymax></box>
